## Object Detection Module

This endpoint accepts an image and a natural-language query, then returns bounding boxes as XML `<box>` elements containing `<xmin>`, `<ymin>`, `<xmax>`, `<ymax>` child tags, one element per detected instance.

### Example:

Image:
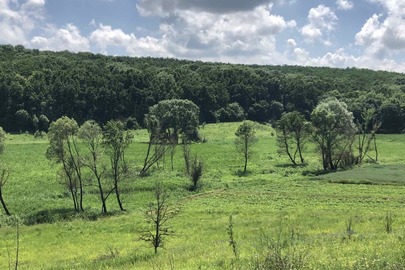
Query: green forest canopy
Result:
<box><xmin>1</xmin><ymin>44</ymin><xmax>405</xmax><ymax>133</ymax></box>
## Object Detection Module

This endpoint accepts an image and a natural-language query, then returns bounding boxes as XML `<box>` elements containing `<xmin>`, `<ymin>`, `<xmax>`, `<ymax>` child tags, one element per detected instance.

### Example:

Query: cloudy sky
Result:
<box><xmin>2</xmin><ymin>0</ymin><xmax>405</xmax><ymax>72</ymax></box>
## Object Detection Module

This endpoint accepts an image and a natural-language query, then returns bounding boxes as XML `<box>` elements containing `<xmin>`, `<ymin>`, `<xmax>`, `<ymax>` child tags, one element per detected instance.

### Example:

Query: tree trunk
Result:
<box><xmin>115</xmin><ymin>179</ymin><xmax>124</xmax><ymax>211</ymax></box>
<box><xmin>0</xmin><ymin>189</ymin><xmax>10</xmax><ymax>216</ymax></box>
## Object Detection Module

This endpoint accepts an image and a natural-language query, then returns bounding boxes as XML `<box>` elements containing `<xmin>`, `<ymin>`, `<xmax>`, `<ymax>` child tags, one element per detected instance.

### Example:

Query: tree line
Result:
<box><xmin>0</xmin><ymin>95</ymin><xmax>384</xmax><ymax>251</ymax></box>
<box><xmin>1</xmin><ymin>45</ymin><xmax>405</xmax><ymax>134</ymax></box>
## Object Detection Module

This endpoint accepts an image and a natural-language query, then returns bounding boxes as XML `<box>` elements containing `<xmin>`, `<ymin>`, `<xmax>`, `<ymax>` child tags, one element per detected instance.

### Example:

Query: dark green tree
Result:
<box><xmin>147</xmin><ymin>99</ymin><xmax>200</xmax><ymax>143</ymax></box>
<box><xmin>15</xmin><ymin>109</ymin><xmax>30</xmax><ymax>132</ymax></box>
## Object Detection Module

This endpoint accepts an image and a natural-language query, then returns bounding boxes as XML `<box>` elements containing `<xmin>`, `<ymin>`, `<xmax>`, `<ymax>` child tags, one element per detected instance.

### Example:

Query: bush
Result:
<box><xmin>190</xmin><ymin>156</ymin><xmax>203</xmax><ymax>191</ymax></box>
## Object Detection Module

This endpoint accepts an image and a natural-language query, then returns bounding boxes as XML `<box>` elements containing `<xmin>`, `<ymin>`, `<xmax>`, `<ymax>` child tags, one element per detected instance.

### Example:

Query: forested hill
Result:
<box><xmin>1</xmin><ymin>44</ymin><xmax>405</xmax><ymax>133</ymax></box>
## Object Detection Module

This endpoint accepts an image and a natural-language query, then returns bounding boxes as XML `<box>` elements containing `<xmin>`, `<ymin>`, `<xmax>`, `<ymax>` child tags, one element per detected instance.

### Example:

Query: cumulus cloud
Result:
<box><xmin>31</xmin><ymin>23</ymin><xmax>90</xmax><ymax>52</ymax></box>
<box><xmin>336</xmin><ymin>0</ymin><xmax>353</xmax><ymax>10</ymax></box>
<box><xmin>355</xmin><ymin>0</ymin><xmax>405</xmax><ymax>59</ymax></box>
<box><xmin>0</xmin><ymin>0</ymin><xmax>44</xmax><ymax>45</ymax></box>
<box><xmin>136</xmin><ymin>0</ymin><xmax>275</xmax><ymax>16</ymax></box>
<box><xmin>158</xmin><ymin>4</ymin><xmax>295</xmax><ymax>60</ymax></box>
<box><xmin>301</xmin><ymin>5</ymin><xmax>338</xmax><ymax>44</ymax></box>
<box><xmin>90</xmin><ymin>24</ymin><xmax>170</xmax><ymax>57</ymax></box>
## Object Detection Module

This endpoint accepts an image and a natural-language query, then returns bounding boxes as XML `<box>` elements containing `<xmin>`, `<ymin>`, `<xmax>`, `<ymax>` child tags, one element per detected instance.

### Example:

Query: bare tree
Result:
<box><xmin>357</xmin><ymin>108</ymin><xmax>382</xmax><ymax>163</ymax></box>
<box><xmin>140</xmin><ymin>182</ymin><xmax>176</xmax><ymax>254</ymax></box>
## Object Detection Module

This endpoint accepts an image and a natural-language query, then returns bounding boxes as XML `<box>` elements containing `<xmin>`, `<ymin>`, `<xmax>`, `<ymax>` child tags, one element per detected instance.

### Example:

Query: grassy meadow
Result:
<box><xmin>1</xmin><ymin>122</ymin><xmax>405</xmax><ymax>269</ymax></box>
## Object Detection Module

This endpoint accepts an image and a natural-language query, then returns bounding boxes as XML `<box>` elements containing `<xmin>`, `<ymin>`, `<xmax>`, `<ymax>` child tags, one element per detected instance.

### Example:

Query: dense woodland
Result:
<box><xmin>1</xmin><ymin>44</ymin><xmax>405</xmax><ymax>133</ymax></box>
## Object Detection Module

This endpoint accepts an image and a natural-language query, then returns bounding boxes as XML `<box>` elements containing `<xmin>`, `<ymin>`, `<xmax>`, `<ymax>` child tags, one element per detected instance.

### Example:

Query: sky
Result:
<box><xmin>1</xmin><ymin>0</ymin><xmax>405</xmax><ymax>72</ymax></box>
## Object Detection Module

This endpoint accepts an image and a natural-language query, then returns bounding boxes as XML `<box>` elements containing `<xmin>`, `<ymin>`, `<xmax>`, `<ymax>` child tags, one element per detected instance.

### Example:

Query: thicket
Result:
<box><xmin>1</xmin><ymin>45</ymin><xmax>405</xmax><ymax>133</ymax></box>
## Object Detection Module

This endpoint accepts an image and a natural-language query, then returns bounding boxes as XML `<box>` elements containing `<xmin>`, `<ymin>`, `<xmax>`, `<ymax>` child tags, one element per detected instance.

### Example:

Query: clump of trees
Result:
<box><xmin>46</xmin><ymin>117</ymin><xmax>133</xmax><ymax>213</ymax></box>
<box><xmin>140</xmin><ymin>99</ymin><xmax>200</xmax><ymax>175</ymax></box>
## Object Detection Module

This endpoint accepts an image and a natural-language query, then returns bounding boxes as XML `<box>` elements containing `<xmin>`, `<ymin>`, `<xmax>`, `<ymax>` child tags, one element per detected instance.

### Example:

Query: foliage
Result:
<box><xmin>38</xmin><ymin>114</ymin><xmax>50</xmax><ymax>132</ymax></box>
<box><xmin>15</xmin><ymin>109</ymin><xmax>31</xmax><ymax>132</ymax></box>
<box><xmin>1</xmin><ymin>45</ymin><xmax>405</xmax><ymax>133</ymax></box>
<box><xmin>311</xmin><ymin>98</ymin><xmax>357</xmax><ymax>170</ymax></box>
<box><xmin>147</xmin><ymin>99</ymin><xmax>200</xmax><ymax>142</ymax></box>
<box><xmin>215</xmin><ymin>102</ymin><xmax>245</xmax><ymax>123</ymax></box>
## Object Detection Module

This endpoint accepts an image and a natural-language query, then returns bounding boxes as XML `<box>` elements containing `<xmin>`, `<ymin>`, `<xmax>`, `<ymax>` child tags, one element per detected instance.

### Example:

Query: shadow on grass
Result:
<box><xmin>234</xmin><ymin>169</ymin><xmax>253</xmax><ymax>177</ymax></box>
<box><xmin>275</xmin><ymin>163</ymin><xmax>308</xmax><ymax>168</ymax></box>
<box><xmin>24</xmin><ymin>208</ymin><xmax>124</xmax><ymax>226</ymax></box>
<box><xmin>302</xmin><ymin>169</ymin><xmax>333</xmax><ymax>177</ymax></box>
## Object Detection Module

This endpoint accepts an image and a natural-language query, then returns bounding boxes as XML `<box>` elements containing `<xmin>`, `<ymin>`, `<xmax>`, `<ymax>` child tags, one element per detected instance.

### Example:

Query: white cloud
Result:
<box><xmin>0</xmin><ymin>0</ymin><xmax>44</xmax><ymax>45</ymax></box>
<box><xmin>158</xmin><ymin>4</ymin><xmax>295</xmax><ymax>60</ymax></box>
<box><xmin>287</xmin><ymin>38</ymin><xmax>297</xmax><ymax>47</ymax></box>
<box><xmin>301</xmin><ymin>5</ymin><xmax>338</xmax><ymax>44</ymax></box>
<box><xmin>336</xmin><ymin>0</ymin><xmax>353</xmax><ymax>10</ymax></box>
<box><xmin>89</xmin><ymin>24</ymin><xmax>169</xmax><ymax>57</ymax></box>
<box><xmin>355</xmin><ymin>1</ymin><xmax>405</xmax><ymax>59</ymax></box>
<box><xmin>31</xmin><ymin>23</ymin><xmax>90</xmax><ymax>52</ymax></box>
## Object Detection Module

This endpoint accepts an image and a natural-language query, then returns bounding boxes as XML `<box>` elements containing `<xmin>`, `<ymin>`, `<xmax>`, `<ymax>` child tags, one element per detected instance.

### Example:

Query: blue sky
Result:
<box><xmin>1</xmin><ymin>0</ymin><xmax>405</xmax><ymax>72</ymax></box>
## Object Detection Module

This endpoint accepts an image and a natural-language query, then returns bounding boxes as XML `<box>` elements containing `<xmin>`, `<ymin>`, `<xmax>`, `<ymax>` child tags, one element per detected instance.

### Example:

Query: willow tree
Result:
<box><xmin>46</xmin><ymin>116</ymin><xmax>84</xmax><ymax>212</ymax></box>
<box><xmin>311</xmin><ymin>98</ymin><xmax>357</xmax><ymax>170</ymax></box>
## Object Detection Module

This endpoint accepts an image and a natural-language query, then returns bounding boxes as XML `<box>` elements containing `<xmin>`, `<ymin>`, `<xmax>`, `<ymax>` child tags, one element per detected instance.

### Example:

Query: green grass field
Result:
<box><xmin>1</xmin><ymin>123</ymin><xmax>405</xmax><ymax>269</ymax></box>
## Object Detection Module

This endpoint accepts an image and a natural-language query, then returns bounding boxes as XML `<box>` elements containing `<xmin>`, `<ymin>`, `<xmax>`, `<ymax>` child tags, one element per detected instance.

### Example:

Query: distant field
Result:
<box><xmin>316</xmin><ymin>164</ymin><xmax>405</xmax><ymax>185</ymax></box>
<box><xmin>0</xmin><ymin>123</ymin><xmax>405</xmax><ymax>269</ymax></box>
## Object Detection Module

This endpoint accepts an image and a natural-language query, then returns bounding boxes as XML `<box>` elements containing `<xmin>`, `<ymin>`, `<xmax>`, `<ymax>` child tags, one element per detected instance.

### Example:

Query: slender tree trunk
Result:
<box><xmin>115</xmin><ymin>179</ymin><xmax>124</xmax><ymax>211</ymax></box>
<box><xmin>374</xmin><ymin>135</ymin><xmax>378</xmax><ymax>162</ymax></box>
<box><xmin>244</xmin><ymin>137</ymin><xmax>248</xmax><ymax>173</ymax></box>
<box><xmin>96</xmin><ymin>176</ymin><xmax>107</xmax><ymax>214</ymax></box>
<box><xmin>14</xmin><ymin>219</ymin><xmax>19</xmax><ymax>270</ymax></box>
<box><xmin>0</xmin><ymin>189</ymin><xmax>10</xmax><ymax>216</ymax></box>
<box><xmin>296</xmin><ymin>136</ymin><xmax>304</xmax><ymax>164</ymax></box>
<box><xmin>283</xmin><ymin>129</ymin><xmax>296</xmax><ymax>165</ymax></box>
